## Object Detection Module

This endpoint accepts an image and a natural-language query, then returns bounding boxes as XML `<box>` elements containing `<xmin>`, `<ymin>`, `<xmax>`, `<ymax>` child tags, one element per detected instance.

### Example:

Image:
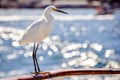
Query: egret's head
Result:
<box><xmin>45</xmin><ymin>6</ymin><xmax>68</xmax><ymax>14</ymax></box>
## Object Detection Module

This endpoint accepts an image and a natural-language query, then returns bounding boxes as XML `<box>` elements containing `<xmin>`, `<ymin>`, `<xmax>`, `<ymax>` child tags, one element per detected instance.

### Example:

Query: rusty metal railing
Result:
<box><xmin>1</xmin><ymin>68</ymin><xmax>120</xmax><ymax>80</ymax></box>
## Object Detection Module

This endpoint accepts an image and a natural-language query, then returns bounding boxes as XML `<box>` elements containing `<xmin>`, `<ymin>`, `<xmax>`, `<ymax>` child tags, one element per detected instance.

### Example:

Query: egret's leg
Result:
<box><xmin>32</xmin><ymin>43</ymin><xmax>37</xmax><ymax>73</ymax></box>
<box><xmin>34</xmin><ymin>43</ymin><xmax>41</xmax><ymax>72</ymax></box>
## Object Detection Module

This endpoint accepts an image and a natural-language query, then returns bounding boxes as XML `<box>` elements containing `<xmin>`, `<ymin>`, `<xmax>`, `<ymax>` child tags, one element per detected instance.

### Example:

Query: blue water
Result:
<box><xmin>0</xmin><ymin>9</ymin><xmax>120</xmax><ymax>79</ymax></box>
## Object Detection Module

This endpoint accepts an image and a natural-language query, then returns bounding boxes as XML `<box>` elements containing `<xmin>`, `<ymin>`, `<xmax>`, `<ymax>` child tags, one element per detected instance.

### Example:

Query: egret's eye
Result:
<box><xmin>52</xmin><ymin>8</ymin><xmax>57</xmax><ymax>11</ymax></box>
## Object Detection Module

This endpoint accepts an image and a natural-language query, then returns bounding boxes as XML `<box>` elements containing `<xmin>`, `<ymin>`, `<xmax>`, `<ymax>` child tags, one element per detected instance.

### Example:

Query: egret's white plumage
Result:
<box><xmin>17</xmin><ymin>6</ymin><xmax>67</xmax><ymax>73</ymax></box>
<box><xmin>19</xmin><ymin>6</ymin><xmax>55</xmax><ymax>45</ymax></box>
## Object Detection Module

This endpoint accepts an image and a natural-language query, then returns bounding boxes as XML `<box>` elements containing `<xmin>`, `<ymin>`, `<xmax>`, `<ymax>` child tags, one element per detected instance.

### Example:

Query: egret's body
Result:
<box><xmin>19</xmin><ymin>9</ymin><xmax>54</xmax><ymax>45</ymax></box>
<box><xmin>18</xmin><ymin>6</ymin><xmax>67</xmax><ymax>74</ymax></box>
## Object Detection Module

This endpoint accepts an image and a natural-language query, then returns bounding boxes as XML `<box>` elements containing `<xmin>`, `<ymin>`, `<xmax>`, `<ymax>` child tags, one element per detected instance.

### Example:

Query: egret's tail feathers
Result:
<box><xmin>18</xmin><ymin>39</ymin><xmax>29</xmax><ymax>45</ymax></box>
<box><xmin>12</xmin><ymin>40</ymin><xmax>26</xmax><ymax>47</ymax></box>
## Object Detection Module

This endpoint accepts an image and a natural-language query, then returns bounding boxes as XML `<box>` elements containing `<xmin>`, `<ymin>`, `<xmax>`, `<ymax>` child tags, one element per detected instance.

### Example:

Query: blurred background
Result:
<box><xmin>0</xmin><ymin>0</ymin><xmax>120</xmax><ymax>80</ymax></box>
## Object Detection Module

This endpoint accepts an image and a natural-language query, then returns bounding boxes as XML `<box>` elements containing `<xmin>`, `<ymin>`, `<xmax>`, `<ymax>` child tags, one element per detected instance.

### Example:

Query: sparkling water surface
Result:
<box><xmin>0</xmin><ymin>8</ymin><xmax>120</xmax><ymax>79</ymax></box>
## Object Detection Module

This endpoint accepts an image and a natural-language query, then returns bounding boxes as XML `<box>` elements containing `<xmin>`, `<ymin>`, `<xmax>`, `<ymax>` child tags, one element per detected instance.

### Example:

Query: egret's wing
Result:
<box><xmin>19</xmin><ymin>18</ymin><xmax>45</xmax><ymax>45</ymax></box>
<box><xmin>27</xmin><ymin>18</ymin><xmax>45</xmax><ymax>32</ymax></box>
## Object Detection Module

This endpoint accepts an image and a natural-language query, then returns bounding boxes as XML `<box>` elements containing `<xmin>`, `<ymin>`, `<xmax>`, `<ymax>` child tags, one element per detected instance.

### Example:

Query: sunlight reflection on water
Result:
<box><xmin>0</xmin><ymin>9</ymin><xmax>120</xmax><ymax>79</ymax></box>
<box><xmin>0</xmin><ymin>21</ymin><xmax>120</xmax><ymax>79</ymax></box>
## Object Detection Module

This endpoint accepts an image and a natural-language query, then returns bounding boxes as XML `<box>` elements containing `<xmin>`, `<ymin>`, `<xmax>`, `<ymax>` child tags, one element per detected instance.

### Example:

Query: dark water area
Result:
<box><xmin>0</xmin><ymin>9</ymin><xmax>120</xmax><ymax>79</ymax></box>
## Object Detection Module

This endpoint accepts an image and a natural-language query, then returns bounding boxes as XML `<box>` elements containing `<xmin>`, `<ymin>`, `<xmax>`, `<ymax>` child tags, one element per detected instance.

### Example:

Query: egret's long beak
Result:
<box><xmin>56</xmin><ymin>9</ymin><xmax>68</xmax><ymax>14</ymax></box>
<box><xmin>53</xmin><ymin>8</ymin><xmax>68</xmax><ymax>14</ymax></box>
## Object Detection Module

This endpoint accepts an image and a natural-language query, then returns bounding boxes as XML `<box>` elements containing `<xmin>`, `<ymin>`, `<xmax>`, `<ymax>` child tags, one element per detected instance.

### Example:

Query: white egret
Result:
<box><xmin>18</xmin><ymin>6</ymin><xmax>68</xmax><ymax>74</ymax></box>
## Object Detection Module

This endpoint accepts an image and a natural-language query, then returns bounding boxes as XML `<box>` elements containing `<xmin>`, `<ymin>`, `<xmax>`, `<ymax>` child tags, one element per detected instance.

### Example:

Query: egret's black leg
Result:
<box><xmin>32</xmin><ymin>43</ymin><xmax>37</xmax><ymax>73</ymax></box>
<box><xmin>34</xmin><ymin>43</ymin><xmax>41</xmax><ymax>72</ymax></box>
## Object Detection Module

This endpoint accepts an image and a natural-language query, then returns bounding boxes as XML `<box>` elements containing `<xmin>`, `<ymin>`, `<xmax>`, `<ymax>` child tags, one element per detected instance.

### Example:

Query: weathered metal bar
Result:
<box><xmin>1</xmin><ymin>69</ymin><xmax>120</xmax><ymax>80</ymax></box>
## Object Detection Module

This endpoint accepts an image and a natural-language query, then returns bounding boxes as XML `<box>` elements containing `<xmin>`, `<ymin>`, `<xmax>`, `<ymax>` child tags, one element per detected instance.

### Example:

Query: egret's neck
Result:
<box><xmin>42</xmin><ymin>12</ymin><xmax>54</xmax><ymax>21</ymax></box>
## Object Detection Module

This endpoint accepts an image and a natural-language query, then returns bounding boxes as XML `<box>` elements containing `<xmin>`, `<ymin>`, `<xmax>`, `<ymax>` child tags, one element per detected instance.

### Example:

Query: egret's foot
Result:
<box><xmin>32</xmin><ymin>72</ymin><xmax>50</xmax><ymax>75</ymax></box>
<box><xmin>31</xmin><ymin>72</ymin><xmax>40</xmax><ymax>75</ymax></box>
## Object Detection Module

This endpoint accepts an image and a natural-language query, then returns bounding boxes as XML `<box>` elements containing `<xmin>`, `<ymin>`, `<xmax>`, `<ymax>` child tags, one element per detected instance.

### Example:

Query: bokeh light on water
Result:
<box><xmin>0</xmin><ymin>9</ymin><xmax>120</xmax><ymax>79</ymax></box>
